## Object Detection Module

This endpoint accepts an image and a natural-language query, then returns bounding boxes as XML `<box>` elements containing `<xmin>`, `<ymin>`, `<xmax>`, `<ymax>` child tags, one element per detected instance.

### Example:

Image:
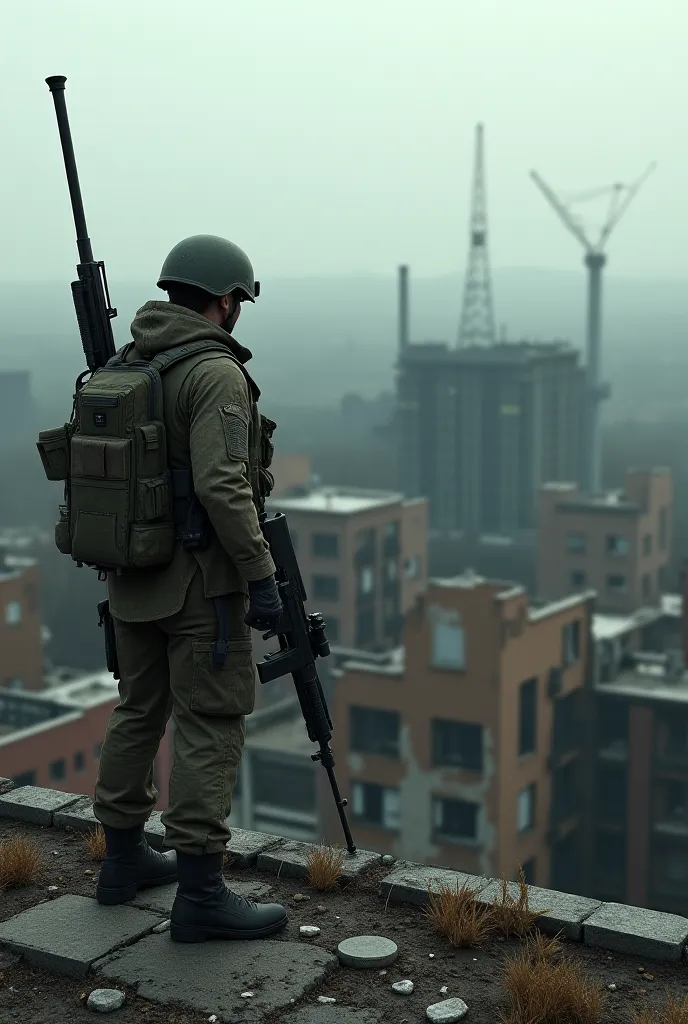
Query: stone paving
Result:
<box><xmin>0</xmin><ymin>894</ymin><xmax>160</xmax><ymax>978</ymax></box>
<box><xmin>95</xmin><ymin>933</ymin><xmax>338</xmax><ymax>1022</ymax></box>
<box><xmin>4</xmin><ymin>784</ymin><xmax>688</xmax><ymax>1020</ymax></box>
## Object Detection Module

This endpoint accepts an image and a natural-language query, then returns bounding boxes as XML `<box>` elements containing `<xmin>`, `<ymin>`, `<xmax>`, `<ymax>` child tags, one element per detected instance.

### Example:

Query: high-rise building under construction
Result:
<box><xmin>396</xmin><ymin>335</ymin><xmax>586</xmax><ymax>536</ymax></box>
<box><xmin>395</xmin><ymin>124</ymin><xmax>586</xmax><ymax>539</ymax></box>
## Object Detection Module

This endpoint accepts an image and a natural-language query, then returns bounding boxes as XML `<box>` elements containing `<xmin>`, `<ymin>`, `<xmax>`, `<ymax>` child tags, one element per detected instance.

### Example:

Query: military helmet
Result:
<box><xmin>157</xmin><ymin>234</ymin><xmax>260</xmax><ymax>301</ymax></box>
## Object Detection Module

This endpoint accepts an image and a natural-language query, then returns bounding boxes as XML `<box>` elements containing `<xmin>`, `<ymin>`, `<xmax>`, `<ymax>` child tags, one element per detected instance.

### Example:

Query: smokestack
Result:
<box><xmin>398</xmin><ymin>264</ymin><xmax>409</xmax><ymax>353</ymax></box>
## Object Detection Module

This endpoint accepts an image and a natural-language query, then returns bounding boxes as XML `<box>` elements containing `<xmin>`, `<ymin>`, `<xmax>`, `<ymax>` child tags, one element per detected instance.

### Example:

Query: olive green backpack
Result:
<box><xmin>36</xmin><ymin>341</ymin><xmax>229</xmax><ymax>576</ymax></box>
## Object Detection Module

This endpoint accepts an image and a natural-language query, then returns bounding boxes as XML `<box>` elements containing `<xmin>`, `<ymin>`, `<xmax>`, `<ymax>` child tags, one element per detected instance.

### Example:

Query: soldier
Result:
<box><xmin>92</xmin><ymin>235</ymin><xmax>288</xmax><ymax>943</ymax></box>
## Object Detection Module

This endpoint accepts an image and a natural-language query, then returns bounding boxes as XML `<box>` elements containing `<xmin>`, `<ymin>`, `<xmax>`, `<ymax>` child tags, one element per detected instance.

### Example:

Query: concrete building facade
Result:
<box><xmin>591</xmin><ymin>596</ymin><xmax>688</xmax><ymax>915</ymax></box>
<box><xmin>0</xmin><ymin>556</ymin><xmax>43</xmax><ymax>692</ymax></box>
<box><xmin>0</xmin><ymin>673</ymin><xmax>171</xmax><ymax>810</ymax></box>
<box><xmin>396</xmin><ymin>341</ymin><xmax>586</xmax><ymax>537</ymax></box>
<box><xmin>324</xmin><ymin>575</ymin><xmax>595</xmax><ymax>893</ymax></box>
<box><xmin>538</xmin><ymin>468</ymin><xmax>673</xmax><ymax>613</ymax></box>
<box><xmin>265</xmin><ymin>486</ymin><xmax>428</xmax><ymax>652</ymax></box>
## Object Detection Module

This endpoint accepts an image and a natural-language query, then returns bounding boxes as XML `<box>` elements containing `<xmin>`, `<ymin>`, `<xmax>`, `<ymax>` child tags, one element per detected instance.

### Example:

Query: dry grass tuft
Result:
<box><xmin>423</xmin><ymin>879</ymin><xmax>496</xmax><ymax>949</ymax></box>
<box><xmin>632</xmin><ymin>994</ymin><xmax>688</xmax><ymax>1023</ymax></box>
<box><xmin>83</xmin><ymin>825</ymin><xmax>107</xmax><ymax>861</ymax></box>
<box><xmin>0</xmin><ymin>835</ymin><xmax>43</xmax><ymax>887</ymax></box>
<box><xmin>492</xmin><ymin>869</ymin><xmax>548</xmax><ymax>938</ymax></box>
<box><xmin>306</xmin><ymin>843</ymin><xmax>346</xmax><ymax>891</ymax></box>
<box><xmin>501</xmin><ymin>931</ymin><xmax>605</xmax><ymax>1023</ymax></box>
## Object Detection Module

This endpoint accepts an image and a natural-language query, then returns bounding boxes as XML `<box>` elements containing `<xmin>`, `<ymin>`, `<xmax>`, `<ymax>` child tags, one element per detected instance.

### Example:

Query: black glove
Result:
<box><xmin>245</xmin><ymin>575</ymin><xmax>283</xmax><ymax>631</ymax></box>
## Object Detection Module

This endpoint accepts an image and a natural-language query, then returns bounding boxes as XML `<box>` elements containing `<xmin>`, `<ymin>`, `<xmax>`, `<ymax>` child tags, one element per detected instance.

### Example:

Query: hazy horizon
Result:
<box><xmin>4</xmin><ymin>0</ymin><xmax>686</xmax><ymax>286</ymax></box>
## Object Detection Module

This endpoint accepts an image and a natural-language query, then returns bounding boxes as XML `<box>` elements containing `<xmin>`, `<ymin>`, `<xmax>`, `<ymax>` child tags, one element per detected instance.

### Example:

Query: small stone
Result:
<box><xmin>315</xmin><ymin>904</ymin><xmax>327</xmax><ymax>914</ymax></box>
<box><xmin>240</xmin><ymin>992</ymin><xmax>253</xmax><ymax>999</ymax></box>
<box><xmin>51</xmin><ymin>850</ymin><xmax>59</xmax><ymax>856</ymax></box>
<box><xmin>608</xmin><ymin>983</ymin><xmax>617</xmax><ymax>991</ymax></box>
<box><xmin>392</xmin><ymin>980</ymin><xmax>414</xmax><ymax>996</ymax></box>
<box><xmin>429</xmin><ymin>953</ymin><xmax>435</xmax><ymax>959</ymax></box>
<box><xmin>318</xmin><ymin>996</ymin><xmax>337</xmax><ymax>1004</ymax></box>
<box><xmin>47</xmin><ymin>885</ymin><xmax>59</xmax><ymax>892</ymax></box>
<box><xmin>152</xmin><ymin>919</ymin><xmax>170</xmax><ymax>934</ymax></box>
<box><xmin>337</xmin><ymin>935</ymin><xmax>399</xmax><ymax>969</ymax></box>
<box><xmin>440</xmin><ymin>986</ymin><xmax>449</xmax><ymax>994</ymax></box>
<box><xmin>87</xmin><ymin>988</ymin><xmax>126</xmax><ymax>1013</ymax></box>
<box><xmin>638</xmin><ymin>967</ymin><xmax>645</xmax><ymax>973</ymax></box>
<box><xmin>85</xmin><ymin>869</ymin><xmax>95</xmax><ymax>876</ymax></box>
<box><xmin>299</xmin><ymin>925</ymin><xmax>321</xmax><ymax>938</ymax></box>
<box><xmin>379</xmin><ymin>970</ymin><xmax>387</xmax><ymax>976</ymax></box>
<box><xmin>293</xmin><ymin>893</ymin><xmax>310</xmax><ymax>902</ymax></box>
<box><xmin>426</xmin><ymin>997</ymin><xmax>468</xmax><ymax>1023</ymax></box>
<box><xmin>208</xmin><ymin>1017</ymin><xmax>218</xmax><ymax>1023</ymax></box>
<box><xmin>382</xmin><ymin>854</ymin><xmax>395</xmax><ymax>865</ymax></box>
<box><xmin>645</xmin><ymin>974</ymin><xmax>655</xmax><ymax>981</ymax></box>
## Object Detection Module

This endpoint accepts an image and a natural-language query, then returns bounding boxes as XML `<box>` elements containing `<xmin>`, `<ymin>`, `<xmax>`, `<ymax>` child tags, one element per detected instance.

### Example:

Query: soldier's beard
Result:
<box><xmin>222</xmin><ymin>300</ymin><xmax>240</xmax><ymax>334</ymax></box>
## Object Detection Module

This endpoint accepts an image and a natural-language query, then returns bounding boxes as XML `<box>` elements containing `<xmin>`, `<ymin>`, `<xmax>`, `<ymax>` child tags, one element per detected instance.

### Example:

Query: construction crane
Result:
<box><xmin>530</xmin><ymin>162</ymin><xmax>656</xmax><ymax>494</ymax></box>
<box><xmin>458</xmin><ymin>123</ymin><xmax>496</xmax><ymax>347</ymax></box>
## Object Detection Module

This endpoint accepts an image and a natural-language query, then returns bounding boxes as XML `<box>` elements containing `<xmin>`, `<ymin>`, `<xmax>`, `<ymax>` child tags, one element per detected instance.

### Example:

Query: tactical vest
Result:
<box><xmin>36</xmin><ymin>341</ymin><xmax>275</xmax><ymax>577</ymax></box>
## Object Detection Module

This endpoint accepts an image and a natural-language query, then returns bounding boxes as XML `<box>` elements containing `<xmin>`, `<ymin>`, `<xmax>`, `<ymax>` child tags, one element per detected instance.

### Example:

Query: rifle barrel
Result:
<box><xmin>45</xmin><ymin>76</ymin><xmax>94</xmax><ymax>265</ymax></box>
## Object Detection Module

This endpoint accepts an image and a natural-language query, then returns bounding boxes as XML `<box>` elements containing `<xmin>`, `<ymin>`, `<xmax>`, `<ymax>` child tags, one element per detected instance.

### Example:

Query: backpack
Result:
<box><xmin>36</xmin><ymin>340</ymin><xmax>231</xmax><ymax>576</ymax></box>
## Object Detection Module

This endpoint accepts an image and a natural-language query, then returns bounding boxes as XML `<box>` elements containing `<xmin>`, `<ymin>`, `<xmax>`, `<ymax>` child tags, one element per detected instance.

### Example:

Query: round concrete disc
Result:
<box><xmin>337</xmin><ymin>935</ymin><xmax>399</xmax><ymax>969</ymax></box>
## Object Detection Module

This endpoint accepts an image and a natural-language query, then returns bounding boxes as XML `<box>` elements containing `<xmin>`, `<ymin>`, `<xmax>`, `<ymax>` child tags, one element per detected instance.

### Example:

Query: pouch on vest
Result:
<box><xmin>35</xmin><ymin>339</ymin><xmax>232</xmax><ymax>576</ymax></box>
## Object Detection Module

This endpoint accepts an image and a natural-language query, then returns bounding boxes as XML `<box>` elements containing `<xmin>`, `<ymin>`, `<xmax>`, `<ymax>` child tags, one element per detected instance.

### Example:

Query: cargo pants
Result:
<box><xmin>93</xmin><ymin>569</ymin><xmax>255</xmax><ymax>854</ymax></box>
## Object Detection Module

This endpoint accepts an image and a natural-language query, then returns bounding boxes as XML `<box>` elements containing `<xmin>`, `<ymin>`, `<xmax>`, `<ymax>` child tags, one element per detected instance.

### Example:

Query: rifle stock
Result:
<box><xmin>257</xmin><ymin>511</ymin><xmax>357</xmax><ymax>855</ymax></box>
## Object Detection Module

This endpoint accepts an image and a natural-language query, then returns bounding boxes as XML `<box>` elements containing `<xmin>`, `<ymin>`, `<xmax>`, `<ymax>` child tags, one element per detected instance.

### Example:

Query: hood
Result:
<box><xmin>129</xmin><ymin>301</ymin><xmax>253</xmax><ymax>366</ymax></box>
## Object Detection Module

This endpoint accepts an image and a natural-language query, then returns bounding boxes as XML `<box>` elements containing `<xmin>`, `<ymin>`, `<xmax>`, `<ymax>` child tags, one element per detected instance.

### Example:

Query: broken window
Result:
<box><xmin>351</xmin><ymin>782</ymin><xmax>400</xmax><ymax>830</ymax></box>
<box><xmin>431</xmin><ymin>719</ymin><xmax>483</xmax><ymax>771</ymax></box>
<box><xmin>565</xmin><ymin>532</ymin><xmax>586</xmax><ymax>554</ymax></box>
<box><xmin>562</xmin><ymin>620</ymin><xmax>581</xmax><ymax>666</ymax></box>
<box><xmin>350</xmin><ymin>707</ymin><xmax>400</xmax><ymax>758</ymax></box>
<box><xmin>431</xmin><ymin>620</ymin><xmax>466</xmax><ymax>670</ymax></box>
<box><xmin>518</xmin><ymin>678</ymin><xmax>537</xmax><ymax>755</ymax></box>
<box><xmin>606</xmin><ymin>535</ymin><xmax>629</xmax><ymax>557</ymax></box>
<box><xmin>517</xmin><ymin>784</ymin><xmax>536</xmax><ymax>833</ymax></box>
<box><xmin>432</xmin><ymin>797</ymin><xmax>479</xmax><ymax>842</ymax></box>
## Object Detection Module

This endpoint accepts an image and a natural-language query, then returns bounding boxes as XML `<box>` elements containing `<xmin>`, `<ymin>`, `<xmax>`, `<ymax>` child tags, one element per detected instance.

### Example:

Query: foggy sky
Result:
<box><xmin>3</xmin><ymin>0</ymin><xmax>686</xmax><ymax>285</ymax></box>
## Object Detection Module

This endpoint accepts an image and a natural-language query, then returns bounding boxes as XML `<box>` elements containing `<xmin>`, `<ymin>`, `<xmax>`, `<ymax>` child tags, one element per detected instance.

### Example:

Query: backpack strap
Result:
<box><xmin>149</xmin><ymin>340</ymin><xmax>242</xmax><ymax>375</ymax></box>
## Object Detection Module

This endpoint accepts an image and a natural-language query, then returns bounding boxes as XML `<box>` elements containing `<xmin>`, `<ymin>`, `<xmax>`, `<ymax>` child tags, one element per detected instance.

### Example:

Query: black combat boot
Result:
<box><xmin>169</xmin><ymin>852</ymin><xmax>288</xmax><ymax>942</ymax></box>
<box><xmin>96</xmin><ymin>824</ymin><xmax>178</xmax><ymax>905</ymax></box>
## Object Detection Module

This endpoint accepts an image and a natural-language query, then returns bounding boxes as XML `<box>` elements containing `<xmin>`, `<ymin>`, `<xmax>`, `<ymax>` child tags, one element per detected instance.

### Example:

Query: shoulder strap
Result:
<box><xmin>150</xmin><ymin>340</ymin><xmax>241</xmax><ymax>375</ymax></box>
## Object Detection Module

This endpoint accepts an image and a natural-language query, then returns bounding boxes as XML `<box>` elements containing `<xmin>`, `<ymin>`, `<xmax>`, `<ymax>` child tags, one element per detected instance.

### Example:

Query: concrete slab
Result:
<box><xmin>284</xmin><ymin>1007</ymin><xmax>382</xmax><ymax>1024</ymax></box>
<box><xmin>0</xmin><ymin>894</ymin><xmax>159</xmax><ymax>978</ymax></box>
<box><xmin>130</xmin><ymin>878</ymin><xmax>275</xmax><ymax>916</ymax></box>
<box><xmin>379</xmin><ymin>863</ymin><xmax>487</xmax><ymax>907</ymax></box>
<box><xmin>226</xmin><ymin>827</ymin><xmax>285</xmax><ymax>866</ymax></box>
<box><xmin>95</xmin><ymin>932</ymin><xmax>337</xmax><ymax>1022</ymax></box>
<box><xmin>54</xmin><ymin>797</ymin><xmax>100</xmax><ymax>833</ymax></box>
<box><xmin>379</xmin><ymin>865</ymin><xmax>600</xmax><ymax>941</ymax></box>
<box><xmin>478</xmin><ymin>879</ymin><xmax>601</xmax><ymax>941</ymax></box>
<box><xmin>0</xmin><ymin>786</ymin><xmax>83</xmax><ymax>826</ymax></box>
<box><xmin>258</xmin><ymin>841</ymin><xmax>379</xmax><ymax>881</ymax></box>
<box><xmin>583</xmin><ymin>902</ymin><xmax>688</xmax><ymax>961</ymax></box>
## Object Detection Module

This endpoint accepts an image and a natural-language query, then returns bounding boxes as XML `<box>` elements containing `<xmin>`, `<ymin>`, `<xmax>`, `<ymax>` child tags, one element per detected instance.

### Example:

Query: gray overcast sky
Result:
<box><xmin>3</xmin><ymin>0</ymin><xmax>686</xmax><ymax>283</ymax></box>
